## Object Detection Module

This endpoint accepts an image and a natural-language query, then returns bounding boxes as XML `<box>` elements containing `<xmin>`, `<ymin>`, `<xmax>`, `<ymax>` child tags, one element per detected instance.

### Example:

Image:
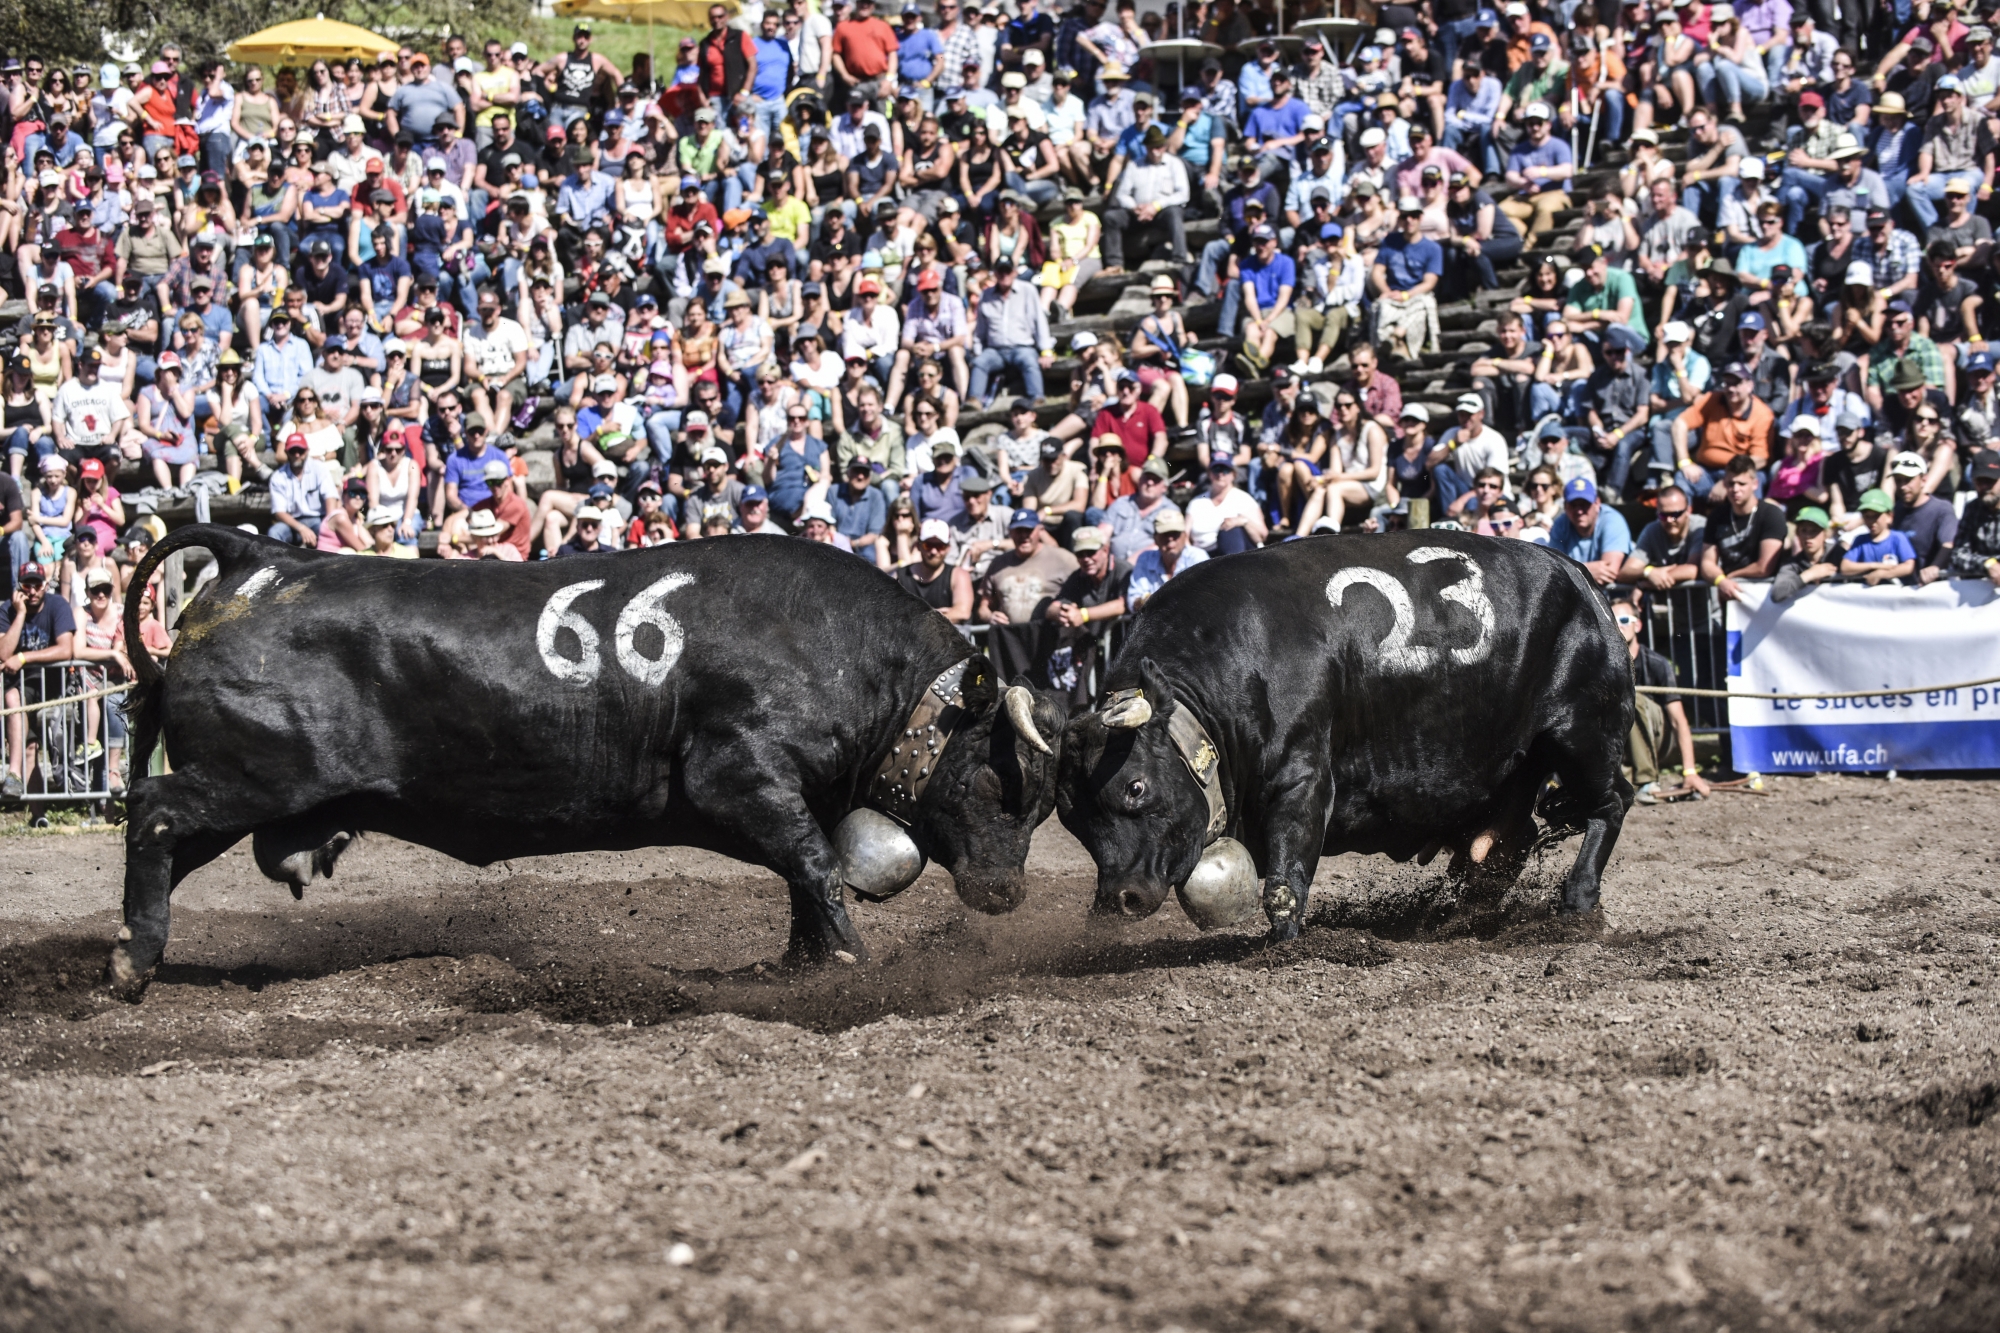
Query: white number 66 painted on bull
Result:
<box><xmin>1325</xmin><ymin>548</ymin><xmax>1493</xmax><ymax>673</ymax></box>
<box><xmin>536</xmin><ymin>572</ymin><xmax>696</xmax><ymax>686</ymax></box>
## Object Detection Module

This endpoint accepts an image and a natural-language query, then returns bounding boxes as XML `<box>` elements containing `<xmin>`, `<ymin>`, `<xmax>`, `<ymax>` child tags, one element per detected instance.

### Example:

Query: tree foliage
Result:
<box><xmin>0</xmin><ymin>0</ymin><xmax>533</xmax><ymax>68</ymax></box>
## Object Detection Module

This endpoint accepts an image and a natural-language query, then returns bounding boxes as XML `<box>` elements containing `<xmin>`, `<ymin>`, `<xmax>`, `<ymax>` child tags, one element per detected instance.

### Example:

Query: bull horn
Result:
<box><xmin>1101</xmin><ymin>690</ymin><xmax>1152</xmax><ymax>730</ymax></box>
<box><xmin>1006</xmin><ymin>685</ymin><xmax>1052</xmax><ymax>754</ymax></box>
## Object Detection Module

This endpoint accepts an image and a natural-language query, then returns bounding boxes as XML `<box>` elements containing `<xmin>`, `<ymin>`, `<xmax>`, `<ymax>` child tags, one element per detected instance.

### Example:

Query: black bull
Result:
<box><xmin>1057</xmin><ymin>532</ymin><xmax>1635</xmax><ymax>934</ymax></box>
<box><xmin>106</xmin><ymin>527</ymin><xmax>1067</xmax><ymax>999</ymax></box>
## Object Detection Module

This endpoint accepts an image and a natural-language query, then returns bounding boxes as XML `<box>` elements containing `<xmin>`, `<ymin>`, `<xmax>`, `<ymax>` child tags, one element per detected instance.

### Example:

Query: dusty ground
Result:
<box><xmin>1</xmin><ymin>778</ymin><xmax>1996</xmax><ymax>1333</ymax></box>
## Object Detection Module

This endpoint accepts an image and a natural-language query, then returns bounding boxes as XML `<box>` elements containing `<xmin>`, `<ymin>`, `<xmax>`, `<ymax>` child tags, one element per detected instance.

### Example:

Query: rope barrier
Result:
<box><xmin>0</xmin><ymin>681</ymin><xmax>134</xmax><ymax>719</ymax></box>
<box><xmin>1636</xmin><ymin>673</ymin><xmax>2000</xmax><ymax>702</ymax></box>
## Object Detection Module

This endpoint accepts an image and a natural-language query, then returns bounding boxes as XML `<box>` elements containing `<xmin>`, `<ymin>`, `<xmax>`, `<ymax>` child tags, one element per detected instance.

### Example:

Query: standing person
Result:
<box><xmin>539</xmin><ymin>24</ymin><xmax>621</xmax><ymax>134</ymax></box>
<box><xmin>832</xmin><ymin>0</ymin><xmax>901</xmax><ymax>110</ymax></box>
<box><xmin>0</xmin><ymin>561</ymin><xmax>76</xmax><ymax>799</ymax></box>
<box><xmin>1612</xmin><ymin>593</ymin><xmax>1710</xmax><ymax>802</ymax></box>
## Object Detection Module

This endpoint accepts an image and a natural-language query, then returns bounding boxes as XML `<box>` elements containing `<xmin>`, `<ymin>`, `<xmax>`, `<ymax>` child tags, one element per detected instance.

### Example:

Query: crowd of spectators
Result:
<box><xmin>6</xmin><ymin>0</ymin><xmax>2000</xmax><ymax>797</ymax></box>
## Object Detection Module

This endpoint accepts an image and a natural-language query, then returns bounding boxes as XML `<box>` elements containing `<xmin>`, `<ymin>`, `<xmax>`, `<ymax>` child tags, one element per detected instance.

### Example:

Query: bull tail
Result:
<box><xmin>121</xmin><ymin>524</ymin><xmax>292</xmax><ymax>775</ymax></box>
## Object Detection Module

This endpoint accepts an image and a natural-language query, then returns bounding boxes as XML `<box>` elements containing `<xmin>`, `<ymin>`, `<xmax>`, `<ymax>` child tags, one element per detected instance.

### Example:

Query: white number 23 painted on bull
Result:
<box><xmin>537</xmin><ymin>572</ymin><xmax>695</xmax><ymax>687</ymax></box>
<box><xmin>1325</xmin><ymin>548</ymin><xmax>1493</xmax><ymax>673</ymax></box>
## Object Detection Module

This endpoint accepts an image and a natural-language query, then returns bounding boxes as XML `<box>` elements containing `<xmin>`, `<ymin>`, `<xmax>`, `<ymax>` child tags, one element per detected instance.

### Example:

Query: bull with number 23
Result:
<box><xmin>1057</xmin><ymin>532</ymin><xmax>1634</xmax><ymax>934</ymax></box>
<box><xmin>105</xmin><ymin>527</ymin><xmax>1067</xmax><ymax>999</ymax></box>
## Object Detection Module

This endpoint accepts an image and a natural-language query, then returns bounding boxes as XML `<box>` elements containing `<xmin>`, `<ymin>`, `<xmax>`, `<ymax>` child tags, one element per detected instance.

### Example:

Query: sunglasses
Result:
<box><xmin>1613</xmin><ymin>612</ymin><xmax>1638</xmax><ymax>627</ymax></box>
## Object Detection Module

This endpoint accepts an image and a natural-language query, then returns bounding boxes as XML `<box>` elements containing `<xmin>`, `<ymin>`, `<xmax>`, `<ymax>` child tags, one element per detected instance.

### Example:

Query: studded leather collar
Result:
<box><xmin>870</xmin><ymin>659</ymin><xmax>976</xmax><ymax>826</ymax></box>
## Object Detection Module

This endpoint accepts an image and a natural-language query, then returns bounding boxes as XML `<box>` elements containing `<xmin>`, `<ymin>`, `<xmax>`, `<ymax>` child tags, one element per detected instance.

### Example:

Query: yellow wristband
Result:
<box><xmin>1711</xmin><ymin>573</ymin><xmax>1724</xmax><ymax>586</ymax></box>
<box><xmin>1986</xmin><ymin>558</ymin><xmax>1999</xmax><ymax>569</ymax></box>
<box><xmin>1644</xmin><ymin>564</ymin><xmax>1656</xmax><ymax>574</ymax></box>
<box><xmin>1079</xmin><ymin>605</ymin><xmax>1090</xmax><ymax>623</ymax></box>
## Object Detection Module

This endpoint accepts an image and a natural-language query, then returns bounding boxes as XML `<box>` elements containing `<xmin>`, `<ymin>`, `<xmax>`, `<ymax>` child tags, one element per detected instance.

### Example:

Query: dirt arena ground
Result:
<box><xmin>1</xmin><ymin>777</ymin><xmax>1996</xmax><ymax>1333</ymax></box>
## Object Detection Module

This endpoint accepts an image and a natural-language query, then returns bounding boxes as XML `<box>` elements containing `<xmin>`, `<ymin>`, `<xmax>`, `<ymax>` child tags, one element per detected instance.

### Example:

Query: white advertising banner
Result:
<box><xmin>1726</xmin><ymin>581</ymin><xmax>2000</xmax><ymax>772</ymax></box>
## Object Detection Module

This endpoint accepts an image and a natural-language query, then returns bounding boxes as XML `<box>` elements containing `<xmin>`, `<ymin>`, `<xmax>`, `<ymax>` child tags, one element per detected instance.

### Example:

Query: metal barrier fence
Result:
<box><xmin>1638</xmin><ymin>583</ymin><xmax>1735</xmax><ymax>732</ymax></box>
<box><xmin>1</xmin><ymin>661</ymin><xmax>129</xmax><ymax>804</ymax></box>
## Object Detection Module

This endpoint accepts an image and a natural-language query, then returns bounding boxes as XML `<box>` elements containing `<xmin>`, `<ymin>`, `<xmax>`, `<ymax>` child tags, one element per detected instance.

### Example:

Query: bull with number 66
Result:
<box><xmin>1056</xmin><ymin>531</ymin><xmax>1634</xmax><ymax>937</ymax></box>
<box><xmin>106</xmin><ymin>526</ymin><xmax>1067</xmax><ymax>1000</ymax></box>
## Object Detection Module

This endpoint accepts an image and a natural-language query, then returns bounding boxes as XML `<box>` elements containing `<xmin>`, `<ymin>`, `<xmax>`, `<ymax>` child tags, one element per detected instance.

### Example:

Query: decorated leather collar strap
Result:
<box><xmin>871</xmin><ymin>659</ymin><xmax>977</xmax><ymax>825</ymax></box>
<box><xmin>1104</xmin><ymin>687</ymin><xmax>1228</xmax><ymax>845</ymax></box>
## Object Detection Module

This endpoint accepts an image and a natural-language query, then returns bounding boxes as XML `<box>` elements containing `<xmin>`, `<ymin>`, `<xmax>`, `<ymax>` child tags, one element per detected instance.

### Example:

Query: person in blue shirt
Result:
<box><xmin>1167</xmin><ymin>87</ymin><xmax>1225</xmax><ymax>214</ymax></box>
<box><xmin>1500</xmin><ymin>103</ymin><xmax>1574</xmax><ymax>249</ymax></box>
<box><xmin>1842</xmin><ymin>488</ymin><xmax>1919</xmax><ymax>584</ymax></box>
<box><xmin>555</xmin><ymin>148</ymin><xmax>616</xmax><ymax>254</ymax></box>
<box><xmin>1370</xmin><ymin>200</ymin><xmax>1444</xmax><ymax>358</ymax></box>
<box><xmin>895</xmin><ymin>5</ymin><xmax>944</xmax><ymax>102</ymax></box>
<box><xmin>831</xmin><ymin>455</ymin><xmax>890</xmax><ymax>564</ymax></box>
<box><xmin>1235</xmin><ymin>225</ymin><xmax>1296</xmax><ymax>375</ymax></box>
<box><xmin>357</xmin><ymin>231</ymin><xmax>413</xmax><ymax>327</ymax></box>
<box><xmin>436</xmin><ymin>418</ymin><xmax>509</xmax><ymax>531</ymax></box>
<box><xmin>251</xmin><ymin>314</ymin><xmax>316</xmax><ymax>432</ymax></box>
<box><xmin>1242</xmin><ymin>71</ymin><xmax>1309</xmax><ymax>180</ymax></box>
<box><xmin>1547</xmin><ymin>476</ymin><xmax>1633</xmax><ymax>589</ymax></box>
<box><xmin>751</xmin><ymin>10</ymin><xmax>796</xmax><ymax>144</ymax></box>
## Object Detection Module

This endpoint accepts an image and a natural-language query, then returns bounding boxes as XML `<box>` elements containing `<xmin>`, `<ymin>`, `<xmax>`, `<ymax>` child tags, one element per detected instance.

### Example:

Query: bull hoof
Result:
<box><xmin>1556</xmin><ymin>893</ymin><xmax>1601</xmax><ymax>916</ymax></box>
<box><xmin>105</xmin><ymin>946</ymin><xmax>154</xmax><ymax>1002</ymax></box>
<box><xmin>1263</xmin><ymin>917</ymin><xmax>1301</xmax><ymax>944</ymax></box>
<box><xmin>780</xmin><ymin>938</ymin><xmax>872</xmax><ymax>971</ymax></box>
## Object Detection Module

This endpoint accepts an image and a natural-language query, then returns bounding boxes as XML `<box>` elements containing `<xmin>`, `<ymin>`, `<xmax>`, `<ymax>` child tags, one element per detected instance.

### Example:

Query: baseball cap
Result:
<box><xmin>1889</xmin><ymin>450</ymin><xmax>1929</xmax><ymax>477</ymax></box>
<box><xmin>1798</xmin><ymin>91</ymin><xmax>1825</xmax><ymax>111</ymax></box>
<box><xmin>1738</xmin><ymin>311</ymin><xmax>1767</xmax><ymax>332</ymax></box>
<box><xmin>959</xmin><ymin>473</ymin><xmax>995</xmax><ymax>495</ymax></box>
<box><xmin>1210</xmin><ymin>372</ymin><xmax>1239</xmax><ymax>396</ymax></box>
<box><xmin>1845</xmin><ymin>261</ymin><xmax>1875</xmax><ymax>286</ymax></box>
<box><xmin>1454</xmin><ymin>393</ymin><xmax>1485</xmax><ymax>413</ymax></box>
<box><xmin>17</xmin><ymin>561</ymin><xmax>47</xmax><ymax>584</ymax></box>
<box><xmin>1150</xmin><ymin>507</ymin><xmax>1187</xmax><ymax>534</ymax></box>
<box><xmin>1973</xmin><ymin>449</ymin><xmax>2000</xmax><ymax>483</ymax></box>
<box><xmin>1857</xmin><ymin>488</ymin><xmax>1895</xmax><ymax>513</ymax></box>
<box><xmin>1070</xmin><ymin>526</ymin><xmax>1107</xmax><ymax>554</ymax></box>
<box><xmin>1139</xmin><ymin>457</ymin><xmax>1172</xmax><ymax>481</ymax></box>
<box><xmin>1660</xmin><ymin>321</ymin><xmax>1694</xmax><ymax>345</ymax></box>
<box><xmin>1945</xmin><ymin>176</ymin><xmax>1975</xmax><ymax>195</ymax></box>
<box><xmin>1007</xmin><ymin>508</ymin><xmax>1042</xmax><ymax>531</ymax></box>
<box><xmin>1835</xmin><ymin>412</ymin><xmax>1867</xmax><ymax>433</ymax></box>
<box><xmin>1738</xmin><ymin>158</ymin><xmax>1765</xmax><ymax>181</ymax></box>
<box><xmin>1530</xmin><ymin>32</ymin><xmax>1551</xmax><ymax>51</ymax></box>
<box><xmin>1717</xmin><ymin>361</ymin><xmax>1753</xmax><ymax>382</ymax></box>
<box><xmin>700</xmin><ymin>445</ymin><xmax>728</xmax><ymax>465</ymax></box>
<box><xmin>1794</xmin><ymin>506</ymin><xmax>1833</xmax><ymax>530</ymax></box>
<box><xmin>1788</xmin><ymin>416</ymin><xmax>1821</xmax><ymax>439</ymax></box>
<box><xmin>1523</xmin><ymin>102</ymin><xmax>1554</xmax><ymax>121</ymax></box>
<box><xmin>1399</xmin><ymin>404</ymin><xmax>1431</xmax><ymax>422</ymax></box>
<box><xmin>919</xmin><ymin>518</ymin><xmax>952</xmax><ymax>545</ymax></box>
<box><xmin>284</xmin><ymin>433</ymin><xmax>310</xmax><ymax>453</ymax></box>
<box><xmin>740</xmin><ymin>486</ymin><xmax>769</xmax><ymax>505</ymax></box>
<box><xmin>1967</xmin><ymin>351</ymin><xmax>1996</xmax><ymax>374</ymax></box>
<box><xmin>1563</xmin><ymin>477</ymin><xmax>1599</xmax><ymax>505</ymax></box>
<box><xmin>685</xmin><ymin>410</ymin><xmax>713</xmax><ymax>432</ymax></box>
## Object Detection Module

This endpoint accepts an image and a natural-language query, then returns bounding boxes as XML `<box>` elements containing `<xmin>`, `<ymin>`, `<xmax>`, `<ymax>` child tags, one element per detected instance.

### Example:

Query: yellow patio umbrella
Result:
<box><xmin>226</xmin><ymin>16</ymin><xmax>399</xmax><ymax>67</ymax></box>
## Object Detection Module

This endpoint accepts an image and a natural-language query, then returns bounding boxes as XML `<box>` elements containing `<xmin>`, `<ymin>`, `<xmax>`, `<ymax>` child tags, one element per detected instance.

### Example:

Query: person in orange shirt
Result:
<box><xmin>1500</xmin><ymin>2</ymin><xmax>1558</xmax><ymax>72</ymax></box>
<box><xmin>1668</xmin><ymin>361</ymin><xmax>1777</xmax><ymax>504</ymax></box>
<box><xmin>1559</xmin><ymin>28</ymin><xmax>1626</xmax><ymax>148</ymax></box>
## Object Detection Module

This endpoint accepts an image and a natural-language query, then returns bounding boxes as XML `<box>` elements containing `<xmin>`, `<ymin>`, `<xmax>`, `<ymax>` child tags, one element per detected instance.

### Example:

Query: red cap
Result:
<box><xmin>18</xmin><ymin>561</ymin><xmax>47</xmax><ymax>583</ymax></box>
<box><xmin>365</xmin><ymin>157</ymin><xmax>384</xmax><ymax>172</ymax></box>
<box><xmin>155</xmin><ymin>350</ymin><xmax>181</xmax><ymax>370</ymax></box>
<box><xmin>916</xmin><ymin>269</ymin><xmax>943</xmax><ymax>291</ymax></box>
<box><xmin>1798</xmin><ymin>91</ymin><xmax>1824</xmax><ymax>110</ymax></box>
<box><xmin>79</xmin><ymin>458</ymin><xmax>104</xmax><ymax>479</ymax></box>
<box><xmin>857</xmin><ymin>277</ymin><xmax>882</xmax><ymax>296</ymax></box>
<box><xmin>284</xmin><ymin>433</ymin><xmax>309</xmax><ymax>452</ymax></box>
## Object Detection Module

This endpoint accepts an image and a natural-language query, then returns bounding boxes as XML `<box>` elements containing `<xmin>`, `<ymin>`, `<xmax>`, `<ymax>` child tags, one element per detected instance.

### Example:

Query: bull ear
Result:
<box><xmin>1138</xmin><ymin>658</ymin><xmax>1178</xmax><ymax>721</ymax></box>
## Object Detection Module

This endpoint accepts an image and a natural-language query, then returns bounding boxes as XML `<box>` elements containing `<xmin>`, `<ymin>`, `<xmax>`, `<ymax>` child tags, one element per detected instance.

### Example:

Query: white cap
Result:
<box><xmin>1455</xmin><ymin>392</ymin><xmax>1485</xmax><ymax>413</ymax></box>
<box><xmin>1071</xmin><ymin>330</ymin><xmax>1098</xmax><ymax>350</ymax></box>
<box><xmin>1660</xmin><ymin>320</ymin><xmax>1693</xmax><ymax>344</ymax></box>
<box><xmin>509</xmin><ymin>41</ymin><xmax>529</xmax><ymax>56</ymax></box>
<box><xmin>1400</xmin><ymin>403</ymin><xmax>1431</xmax><ymax>422</ymax></box>
<box><xmin>920</xmin><ymin>518</ymin><xmax>952</xmax><ymax>544</ymax></box>
<box><xmin>1844</xmin><ymin>260</ymin><xmax>1874</xmax><ymax>286</ymax></box>
<box><xmin>342</xmin><ymin>113</ymin><xmax>365</xmax><ymax>134</ymax></box>
<box><xmin>1889</xmin><ymin>450</ymin><xmax>1929</xmax><ymax>477</ymax></box>
<box><xmin>701</xmin><ymin>445</ymin><xmax>729</xmax><ymax>464</ymax></box>
<box><xmin>1788</xmin><ymin>415</ymin><xmax>1821</xmax><ymax>437</ymax></box>
<box><xmin>1737</xmin><ymin>157</ymin><xmax>1764</xmax><ymax>180</ymax></box>
<box><xmin>1523</xmin><ymin>101</ymin><xmax>1554</xmax><ymax>121</ymax></box>
<box><xmin>928</xmin><ymin>427</ymin><xmax>961</xmax><ymax>453</ymax></box>
<box><xmin>573</xmin><ymin>506</ymin><xmax>606</xmax><ymax>524</ymax></box>
<box><xmin>1210</xmin><ymin>372</ymin><xmax>1239</xmax><ymax>395</ymax></box>
<box><xmin>800</xmin><ymin>501</ymin><xmax>836</xmax><ymax>524</ymax></box>
<box><xmin>592</xmin><ymin>459</ymin><xmax>619</xmax><ymax>478</ymax></box>
<box><xmin>365</xmin><ymin>506</ymin><xmax>400</xmax><ymax>527</ymax></box>
<box><xmin>1359</xmin><ymin>127</ymin><xmax>1386</xmax><ymax>148</ymax></box>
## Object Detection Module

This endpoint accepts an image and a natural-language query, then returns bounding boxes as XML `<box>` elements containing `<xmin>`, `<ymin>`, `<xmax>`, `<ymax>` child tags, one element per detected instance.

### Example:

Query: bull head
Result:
<box><xmin>1056</xmin><ymin>658</ymin><xmax>1215</xmax><ymax>919</ymax></box>
<box><xmin>917</xmin><ymin>661</ymin><xmax>1066</xmax><ymax>915</ymax></box>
